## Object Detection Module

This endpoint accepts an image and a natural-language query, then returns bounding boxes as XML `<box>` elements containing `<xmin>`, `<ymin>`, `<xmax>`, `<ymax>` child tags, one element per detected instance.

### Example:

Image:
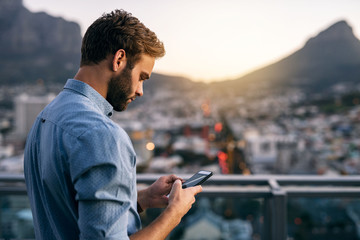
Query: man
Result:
<box><xmin>24</xmin><ymin>9</ymin><xmax>202</xmax><ymax>240</ymax></box>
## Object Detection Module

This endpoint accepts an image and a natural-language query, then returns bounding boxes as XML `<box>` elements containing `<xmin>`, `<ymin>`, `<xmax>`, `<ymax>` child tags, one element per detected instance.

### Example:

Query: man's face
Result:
<box><xmin>106</xmin><ymin>54</ymin><xmax>155</xmax><ymax>111</ymax></box>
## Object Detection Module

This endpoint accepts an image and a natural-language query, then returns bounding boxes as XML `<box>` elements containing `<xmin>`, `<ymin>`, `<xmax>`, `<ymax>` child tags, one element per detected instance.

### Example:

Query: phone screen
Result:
<box><xmin>182</xmin><ymin>170</ymin><xmax>213</xmax><ymax>188</ymax></box>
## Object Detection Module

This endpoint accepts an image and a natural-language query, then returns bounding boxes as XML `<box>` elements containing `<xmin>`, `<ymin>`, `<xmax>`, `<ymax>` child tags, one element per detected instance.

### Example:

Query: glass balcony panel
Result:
<box><xmin>141</xmin><ymin>196</ymin><xmax>264</xmax><ymax>240</ymax></box>
<box><xmin>0</xmin><ymin>195</ymin><xmax>34</xmax><ymax>239</ymax></box>
<box><xmin>287</xmin><ymin>198</ymin><xmax>360</xmax><ymax>240</ymax></box>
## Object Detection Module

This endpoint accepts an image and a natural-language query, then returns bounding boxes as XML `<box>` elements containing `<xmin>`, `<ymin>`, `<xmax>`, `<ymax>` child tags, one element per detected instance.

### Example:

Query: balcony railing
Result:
<box><xmin>0</xmin><ymin>174</ymin><xmax>360</xmax><ymax>240</ymax></box>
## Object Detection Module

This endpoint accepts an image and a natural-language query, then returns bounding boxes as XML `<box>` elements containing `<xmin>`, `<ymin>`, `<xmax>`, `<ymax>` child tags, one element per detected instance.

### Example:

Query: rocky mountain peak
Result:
<box><xmin>305</xmin><ymin>20</ymin><xmax>359</xmax><ymax>47</ymax></box>
<box><xmin>0</xmin><ymin>0</ymin><xmax>82</xmax><ymax>85</ymax></box>
<box><xmin>218</xmin><ymin>20</ymin><xmax>360</xmax><ymax>94</ymax></box>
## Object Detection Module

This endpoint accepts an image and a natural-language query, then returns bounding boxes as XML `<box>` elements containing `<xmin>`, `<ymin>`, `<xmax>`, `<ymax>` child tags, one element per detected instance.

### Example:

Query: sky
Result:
<box><xmin>23</xmin><ymin>0</ymin><xmax>360</xmax><ymax>83</ymax></box>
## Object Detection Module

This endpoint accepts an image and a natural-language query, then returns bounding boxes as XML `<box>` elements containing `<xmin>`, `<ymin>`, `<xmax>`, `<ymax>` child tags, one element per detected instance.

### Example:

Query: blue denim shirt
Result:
<box><xmin>24</xmin><ymin>79</ymin><xmax>141</xmax><ymax>240</ymax></box>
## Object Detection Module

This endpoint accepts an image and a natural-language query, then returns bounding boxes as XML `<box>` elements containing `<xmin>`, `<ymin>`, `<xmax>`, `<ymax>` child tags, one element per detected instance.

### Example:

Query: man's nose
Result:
<box><xmin>136</xmin><ymin>82</ymin><xmax>144</xmax><ymax>97</ymax></box>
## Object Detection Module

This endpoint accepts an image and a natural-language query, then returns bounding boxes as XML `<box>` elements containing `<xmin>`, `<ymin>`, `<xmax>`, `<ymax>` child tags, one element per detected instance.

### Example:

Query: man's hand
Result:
<box><xmin>167</xmin><ymin>179</ymin><xmax>202</xmax><ymax>218</ymax></box>
<box><xmin>131</xmin><ymin>178</ymin><xmax>202</xmax><ymax>240</ymax></box>
<box><xmin>138</xmin><ymin>174</ymin><xmax>182</xmax><ymax>211</ymax></box>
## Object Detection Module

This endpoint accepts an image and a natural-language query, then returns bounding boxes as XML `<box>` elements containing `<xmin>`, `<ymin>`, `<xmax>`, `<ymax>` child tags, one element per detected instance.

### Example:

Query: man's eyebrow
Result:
<box><xmin>141</xmin><ymin>72</ymin><xmax>150</xmax><ymax>80</ymax></box>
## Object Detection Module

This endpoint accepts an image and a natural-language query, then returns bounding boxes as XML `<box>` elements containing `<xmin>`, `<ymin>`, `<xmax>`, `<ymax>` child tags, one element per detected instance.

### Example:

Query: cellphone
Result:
<box><xmin>182</xmin><ymin>170</ymin><xmax>213</xmax><ymax>189</ymax></box>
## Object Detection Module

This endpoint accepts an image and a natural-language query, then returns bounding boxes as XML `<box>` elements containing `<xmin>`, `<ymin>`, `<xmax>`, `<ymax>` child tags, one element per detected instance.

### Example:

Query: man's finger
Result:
<box><xmin>173</xmin><ymin>179</ymin><xmax>182</xmax><ymax>188</ymax></box>
<box><xmin>167</xmin><ymin>174</ymin><xmax>184</xmax><ymax>184</ymax></box>
<box><xmin>189</xmin><ymin>185</ymin><xmax>203</xmax><ymax>195</ymax></box>
<box><xmin>169</xmin><ymin>179</ymin><xmax>182</xmax><ymax>196</ymax></box>
<box><xmin>166</xmin><ymin>174</ymin><xmax>178</xmax><ymax>182</ymax></box>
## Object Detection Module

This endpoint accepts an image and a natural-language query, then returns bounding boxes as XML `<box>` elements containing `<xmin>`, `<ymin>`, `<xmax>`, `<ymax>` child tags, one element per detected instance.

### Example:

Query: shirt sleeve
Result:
<box><xmin>66</xmin><ymin>123</ymin><xmax>138</xmax><ymax>239</ymax></box>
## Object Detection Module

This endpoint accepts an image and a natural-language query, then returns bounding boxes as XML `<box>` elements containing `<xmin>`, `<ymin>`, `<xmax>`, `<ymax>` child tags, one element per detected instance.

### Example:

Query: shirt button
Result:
<box><xmin>41</xmin><ymin>118</ymin><xmax>46</xmax><ymax>123</ymax></box>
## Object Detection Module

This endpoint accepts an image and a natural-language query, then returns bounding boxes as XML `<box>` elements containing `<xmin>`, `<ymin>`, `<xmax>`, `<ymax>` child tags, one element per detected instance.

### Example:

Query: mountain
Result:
<box><xmin>0</xmin><ymin>0</ymin><xmax>202</xmax><ymax>92</ymax></box>
<box><xmin>128</xmin><ymin>72</ymin><xmax>205</xmax><ymax>108</ymax></box>
<box><xmin>1</xmin><ymin>2</ymin><xmax>359</xmax><ymax>97</ymax></box>
<box><xmin>0</xmin><ymin>0</ymin><xmax>81</xmax><ymax>85</ymax></box>
<box><xmin>145</xmin><ymin>73</ymin><xmax>204</xmax><ymax>92</ymax></box>
<box><xmin>214</xmin><ymin>20</ymin><xmax>360</xmax><ymax>95</ymax></box>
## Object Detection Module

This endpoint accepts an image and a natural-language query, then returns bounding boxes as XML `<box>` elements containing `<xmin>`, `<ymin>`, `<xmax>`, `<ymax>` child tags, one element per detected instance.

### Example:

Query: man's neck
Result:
<box><xmin>74</xmin><ymin>63</ymin><xmax>110</xmax><ymax>99</ymax></box>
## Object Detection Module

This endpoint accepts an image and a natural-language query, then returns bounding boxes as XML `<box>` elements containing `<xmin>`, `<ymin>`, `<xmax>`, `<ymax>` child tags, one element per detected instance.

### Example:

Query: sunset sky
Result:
<box><xmin>23</xmin><ymin>0</ymin><xmax>360</xmax><ymax>83</ymax></box>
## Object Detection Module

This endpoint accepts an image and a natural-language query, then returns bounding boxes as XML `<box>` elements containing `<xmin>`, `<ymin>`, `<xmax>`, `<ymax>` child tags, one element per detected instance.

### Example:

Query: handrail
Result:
<box><xmin>1</xmin><ymin>173</ymin><xmax>360</xmax><ymax>196</ymax></box>
<box><xmin>137</xmin><ymin>173</ymin><xmax>360</xmax><ymax>185</ymax></box>
<box><xmin>2</xmin><ymin>173</ymin><xmax>360</xmax><ymax>183</ymax></box>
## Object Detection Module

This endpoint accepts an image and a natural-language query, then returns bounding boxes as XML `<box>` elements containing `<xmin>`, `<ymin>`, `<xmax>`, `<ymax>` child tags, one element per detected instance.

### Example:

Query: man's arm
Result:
<box><xmin>131</xmin><ymin>180</ymin><xmax>202</xmax><ymax>240</ymax></box>
<box><xmin>70</xmin><ymin>126</ymin><xmax>141</xmax><ymax>239</ymax></box>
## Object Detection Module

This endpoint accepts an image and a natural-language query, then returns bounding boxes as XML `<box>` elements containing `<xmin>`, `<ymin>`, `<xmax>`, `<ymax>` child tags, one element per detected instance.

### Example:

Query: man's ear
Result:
<box><xmin>112</xmin><ymin>49</ymin><xmax>127</xmax><ymax>72</ymax></box>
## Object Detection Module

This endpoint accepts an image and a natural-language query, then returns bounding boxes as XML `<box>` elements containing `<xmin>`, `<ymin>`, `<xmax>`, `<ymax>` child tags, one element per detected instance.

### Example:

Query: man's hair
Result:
<box><xmin>80</xmin><ymin>9</ymin><xmax>165</xmax><ymax>67</ymax></box>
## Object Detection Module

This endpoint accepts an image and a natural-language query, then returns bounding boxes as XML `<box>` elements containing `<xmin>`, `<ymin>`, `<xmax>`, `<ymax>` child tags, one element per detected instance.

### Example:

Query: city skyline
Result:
<box><xmin>22</xmin><ymin>0</ymin><xmax>360</xmax><ymax>82</ymax></box>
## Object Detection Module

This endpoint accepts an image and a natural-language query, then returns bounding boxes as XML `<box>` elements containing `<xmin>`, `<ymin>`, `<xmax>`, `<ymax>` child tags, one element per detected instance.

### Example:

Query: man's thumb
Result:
<box><xmin>169</xmin><ymin>179</ymin><xmax>182</xmax><ymax>197</ymax></box>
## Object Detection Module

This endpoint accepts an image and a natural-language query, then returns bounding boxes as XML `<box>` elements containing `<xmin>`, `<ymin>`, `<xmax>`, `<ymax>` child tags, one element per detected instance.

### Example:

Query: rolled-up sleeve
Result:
<box><xmin>67</xmin><ymin>123</ymin><xmax>139</xmax><ymax>239</ymax></box>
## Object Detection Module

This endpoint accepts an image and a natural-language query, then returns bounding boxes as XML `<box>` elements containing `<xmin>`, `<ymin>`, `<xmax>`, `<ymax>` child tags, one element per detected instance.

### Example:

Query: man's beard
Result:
<box><xmin>106</xmin><ymin>65</ymin><xmax>134</xmax><ymax>112</ymax></box>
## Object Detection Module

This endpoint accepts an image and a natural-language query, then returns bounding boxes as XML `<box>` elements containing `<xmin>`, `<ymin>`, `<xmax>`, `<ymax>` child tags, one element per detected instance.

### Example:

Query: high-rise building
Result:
<box><xmin>14</xmin><ymin>93</ymin><xmax>55</xmax><ymax>138</ymax></box>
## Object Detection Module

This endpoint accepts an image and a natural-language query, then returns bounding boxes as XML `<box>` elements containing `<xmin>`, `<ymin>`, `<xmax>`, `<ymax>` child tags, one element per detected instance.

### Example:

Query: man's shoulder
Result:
<box><xmin>42</xmin><ymin>91</ymin><xmax>118</xmax><ymax>138</ymax></box>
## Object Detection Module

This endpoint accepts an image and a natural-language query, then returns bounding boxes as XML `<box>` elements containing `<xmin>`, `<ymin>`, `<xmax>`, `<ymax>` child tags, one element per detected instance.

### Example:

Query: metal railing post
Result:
<box><xmin>266</xmin><ymin>179</ymin><xmax>287</xmax><ymax>240</ymax></box>
<box><xmin>264</xmin><ymin>197</ymin><xmax>272</xmax><ymax>240</ymax></box>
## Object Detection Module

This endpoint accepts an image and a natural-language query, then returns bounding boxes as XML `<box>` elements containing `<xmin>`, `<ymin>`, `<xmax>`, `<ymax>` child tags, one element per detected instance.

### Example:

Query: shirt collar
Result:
<box><xmin>64</xmin><ymin>79</ymin><xmax>114</xmax><ymax>118</ymax></box>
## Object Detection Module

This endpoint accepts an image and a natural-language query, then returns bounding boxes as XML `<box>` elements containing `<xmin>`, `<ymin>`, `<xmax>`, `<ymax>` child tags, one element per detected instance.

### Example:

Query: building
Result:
<box><xmin>14</xmin><ymin>93</ymin><xmax>55</xmax><ymax>138</ymax></box>
<box><xmin>244</xmin><ymin>130</ymin><xmax>297</xmax><ymax>174</ymax></box>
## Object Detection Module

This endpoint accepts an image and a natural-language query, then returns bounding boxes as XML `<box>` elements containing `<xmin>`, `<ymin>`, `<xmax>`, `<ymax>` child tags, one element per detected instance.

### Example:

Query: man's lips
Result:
<box><xmin>127</xmin><ymin>97</ymin><xmax>136</xmax><ymax>103</ymax></box>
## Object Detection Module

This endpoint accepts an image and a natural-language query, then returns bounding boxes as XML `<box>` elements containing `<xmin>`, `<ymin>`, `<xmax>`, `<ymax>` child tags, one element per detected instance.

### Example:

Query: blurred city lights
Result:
<box><xmin>214</xmin><ymin>122</ymin><xmax>223</xmax><ymax>133</ymax></box>
<box><xmin>146</xmin><ymin>142</ymin><xmax>155</xmax><ymax>151</ymax></box>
